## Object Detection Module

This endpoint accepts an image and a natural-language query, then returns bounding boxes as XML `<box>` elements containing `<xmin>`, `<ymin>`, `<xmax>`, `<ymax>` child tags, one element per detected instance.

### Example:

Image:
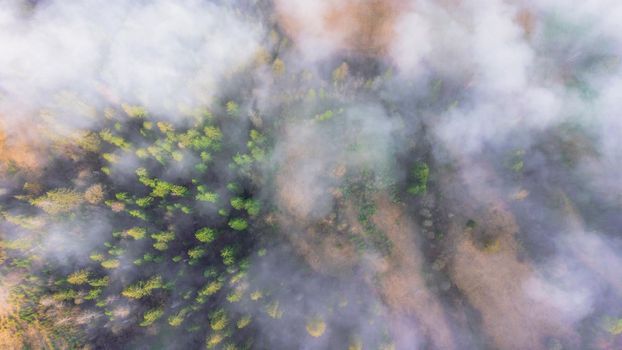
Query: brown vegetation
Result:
<box><xmin>443</xmin><ymin>160</ymin><xmax>573</xmax><ymax>350</ymax></box>
<box><xmin>274</xmin><ymin>0</ymin><xmax>408</xmax><ymax>56</ymax></box>
<box><xmin>275</xmin><ymin>0</ymin><xmax>535</xmax><ymax>58</ymax></box>
<box><xmin>0</xmin><ymin>120</ymin><xmax>43</xmax><ymax>173</ymax></box>
<box><xmin>0</xmin><ymin>273</ymin><xmax>64</xmax><ymax>350</ymax></box>
<box><xmin>275</xmin><ymin>124</ymin><xmax>334</xmax><ymax>221</ymax></box>
<box><xmin>371</xmin><ymin>195</ymin><xmax>456</xmax><ymax>349</ymax></box>
<box><xmin>84</xmin><ymin>184</ymin><xmax>105</xmax><ymax>205</ymax></box>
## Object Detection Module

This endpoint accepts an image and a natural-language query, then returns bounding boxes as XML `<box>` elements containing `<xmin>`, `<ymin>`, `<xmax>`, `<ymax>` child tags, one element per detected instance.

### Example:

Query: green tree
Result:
<box><xmin>126</xmin><ymin>227</ymin><xmax>146</xmax><ymax>240</ymax></box>
<box><xmin>101</xmin><ymin>259</ymin><xmax>120</xmax><ymax>269</ymax></box>
<box><xmin>237</xmin><ymin>315</ymin><xmax>251</xmax><ymax>329</ymax></box>
<box><xmin>408</xmin><ymin>162</ymin><xmax>429</xmax><ymax>195</ymax></box>
<box><xmin>67</xmin><ymin>269</ymin><xmax>90</xmax><ymax>285</ymax></box>
<box><xmin>140</xmin><ymin>307</ymin><xmax>164</xmax><ymax>327</ymax></box>
<box><xmin>151</xmin><ymin>231</ymin><xmax>175</xmax><ymax>251</ymax></box>
<box><xmin>221</xmin><ymin>247</ymin><xmax>236</xmax><ymax>266</ymax></box>
<box><xmin>168</xmin><ymin>308</ymin><xmax>190</xmax><ymax>327</ymax></box>
<box><xmin>306</xmin><ymin>315</ymin><xmax>326</xmax><ymax>337</ymax></box>
<box><xmin>244</xmin><ymin>199</ymin><xmax>260</xmax><ymax>216</ymax></box>
<box><xmin>195</xmin><ymin>228</ymin><xmax>218</xmax><ymax>243</ymax></box>
<box><xmin>230</xmin><ymin>197</ymin><xmax>245</xmax><ymax>210</ymax></box>
<box><xmin>210</xmin><ymin>309</ymin><xmax>228</xmax><ymax>331</ymax></box>
<box><xmin>228</xmin><ymin>218</ymin><xmax>248</xmax><ymax>231</ymax></box>
<box><xmin>122</xmin><ymin>276</ymin><xmax>163</xmax><ymax>299</ymax></box>
<box><xmin>188</xmin><ymin>246</ymin><xmax>206</xmax><ymax>260</ymax></box>
<box><xmin>196</xmin><ymin>191</ymin><xmax>219</xmax><ymax>203</ymax></box>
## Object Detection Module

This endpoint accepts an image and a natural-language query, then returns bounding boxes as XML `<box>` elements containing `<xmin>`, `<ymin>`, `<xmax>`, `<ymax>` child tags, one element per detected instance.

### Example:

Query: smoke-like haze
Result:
<box><xmin>2</xmin><ymin>0</ymin><xmax>622</xmax><ymax>349</ymax></box>
<box><xmin>0</xmin><ymin>0</ymin><xmax>262</xmax><ymax>134</ymax></box>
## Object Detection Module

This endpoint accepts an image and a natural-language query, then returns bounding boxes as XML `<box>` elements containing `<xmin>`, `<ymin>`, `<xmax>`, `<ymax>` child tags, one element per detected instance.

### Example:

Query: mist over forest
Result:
<box><xmin>1</xmin><ymin>0</ymin><xmax>622</xmax><ymax>349</ymax></box>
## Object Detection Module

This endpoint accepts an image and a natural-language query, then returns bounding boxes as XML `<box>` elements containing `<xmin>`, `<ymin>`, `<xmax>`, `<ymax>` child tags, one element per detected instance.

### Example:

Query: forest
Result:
<box><xmin>1</xmin><ymin>0</ymin><xmax>622</xmax><ymax>349</ymax></box>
